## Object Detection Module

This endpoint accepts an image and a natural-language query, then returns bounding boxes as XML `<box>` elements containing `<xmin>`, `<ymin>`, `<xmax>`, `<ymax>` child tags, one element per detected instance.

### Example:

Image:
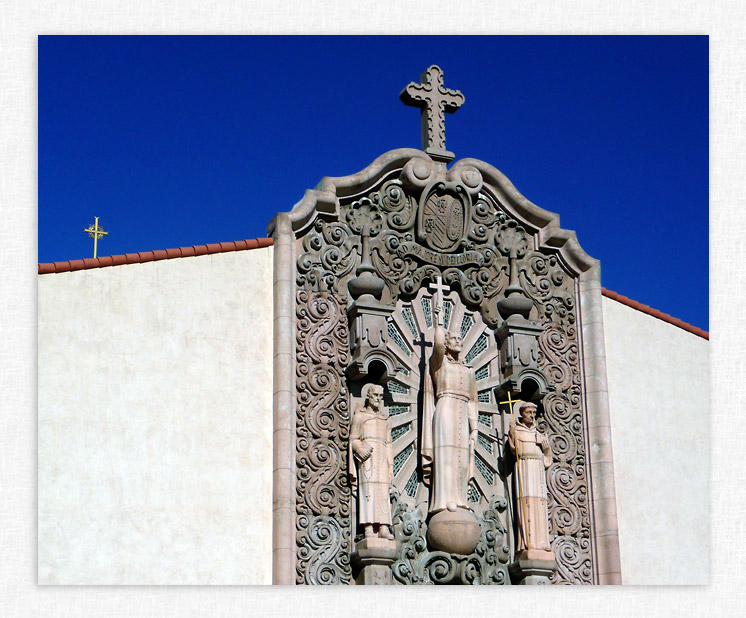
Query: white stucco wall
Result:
<box><xmin>602</xmin><ymin>296</ymin><xmax>709</xmax><ymax>585</ymax></box>
<box><xmin>38</xmin><ymin>248</ymin><xmax>274</xmax><ymax>584</ymax></box>
<box><xmin>38</xmin><ymin>252</ymin><xmax>708</xmax><ymax>586</ymax></box>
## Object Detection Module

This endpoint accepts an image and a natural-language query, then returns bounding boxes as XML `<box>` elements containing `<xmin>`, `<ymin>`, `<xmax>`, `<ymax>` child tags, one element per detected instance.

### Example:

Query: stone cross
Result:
<box><xmin>428</xmin><ymin>276</ymin><xmax>450</xmax><ymax>327</ymax></box>
<box><xmin>400</xmin><ymin>65</ymin><xmax>465</xmax><ymax>163</ymax></box>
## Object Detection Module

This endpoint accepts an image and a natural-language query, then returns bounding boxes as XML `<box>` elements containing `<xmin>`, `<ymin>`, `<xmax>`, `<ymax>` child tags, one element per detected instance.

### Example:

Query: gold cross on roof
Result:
<box><xmin>83</xmin><ymin>216</ymin><xmax>108</xmax><ymax>259</ymax></box>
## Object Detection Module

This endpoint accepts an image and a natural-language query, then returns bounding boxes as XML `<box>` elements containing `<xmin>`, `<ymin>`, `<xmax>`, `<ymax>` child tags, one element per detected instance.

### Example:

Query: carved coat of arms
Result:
<box><xmin>417</xmin><ymin>181</ymin><xmax>471</xmax><ymax>253</ymax></box>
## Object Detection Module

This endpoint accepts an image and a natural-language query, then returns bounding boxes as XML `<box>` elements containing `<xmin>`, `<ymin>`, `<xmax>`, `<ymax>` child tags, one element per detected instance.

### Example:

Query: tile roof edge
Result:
<box><xmin>38</xmin><ymin>241</ymin><xmax>708</xmax><ymax>341</ymax></box>
<box><xmin>38</xmin><ymin>237</ymin><xmax>274</xmax><ymax>274</ymax></box>
<box><xmin>601</xmin><ymin>287</ymin><xmax>709</xmax><ymax>340</ymax></box>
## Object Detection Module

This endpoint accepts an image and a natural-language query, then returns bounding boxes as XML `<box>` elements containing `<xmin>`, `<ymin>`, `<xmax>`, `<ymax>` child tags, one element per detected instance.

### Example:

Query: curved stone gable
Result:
<box><xmin>269</xmin><ymin>149</ymin><xmax>621</xmax><ymax>585</ymax></box>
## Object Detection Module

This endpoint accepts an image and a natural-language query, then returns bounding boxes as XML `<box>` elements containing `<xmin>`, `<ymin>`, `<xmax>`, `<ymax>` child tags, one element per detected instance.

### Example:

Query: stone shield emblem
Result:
<box><xmin>417</xmin><ymin>181</ymin><xmax>471</xmax><ymax>253</ymax></box>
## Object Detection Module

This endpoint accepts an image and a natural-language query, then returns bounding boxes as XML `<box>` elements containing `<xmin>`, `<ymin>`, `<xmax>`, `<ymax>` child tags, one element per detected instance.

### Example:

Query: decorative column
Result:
<box><xmin>494</xmin><ymin>221</ymin><xmax>547</xmax><ymax>400</ymax></box>
<box><xmin>493</xmin><ymin>221</ymin><xmax>556</xmax><ymax>585</ymax></box>
<box><xmin>345</xmin><ymin>200</ymin><xmax>399</xmax><ymax>584</ymax></box>
<box><xmin>345</xmin><ymin>198</ymin><xmax>400</xmax><ymax>382</ymax></box>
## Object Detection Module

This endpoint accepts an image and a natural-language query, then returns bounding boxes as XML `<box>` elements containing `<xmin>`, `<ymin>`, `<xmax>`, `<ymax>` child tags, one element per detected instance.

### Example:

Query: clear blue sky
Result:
<box><xmin>38</xmin><ymin>35</ymin><xmax>708</xmax><ymax>330</ymax></box>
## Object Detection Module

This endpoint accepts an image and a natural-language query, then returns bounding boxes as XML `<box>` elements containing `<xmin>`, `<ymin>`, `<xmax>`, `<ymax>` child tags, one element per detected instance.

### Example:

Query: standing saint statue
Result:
<box><xmin>349</xmin><ymin>383</ymin><xmax>395</xmax><ymax>541</ymax></box>
<box><xmin>508</xmin><ymin>401</ymin><xmax>553</xmax><ymax>555</ymax></box>
<box><xmin>422</xmin><ymin>283</ymin><xmax>479</xmax><ymax>515</ymax></box>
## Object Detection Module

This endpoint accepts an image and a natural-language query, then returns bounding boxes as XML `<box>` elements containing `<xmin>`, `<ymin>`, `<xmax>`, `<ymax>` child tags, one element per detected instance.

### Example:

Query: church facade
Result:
<box><xmin>37</xmin><ymin>67</ymin><xmax>708</xmax><ymax>586</ymax></box>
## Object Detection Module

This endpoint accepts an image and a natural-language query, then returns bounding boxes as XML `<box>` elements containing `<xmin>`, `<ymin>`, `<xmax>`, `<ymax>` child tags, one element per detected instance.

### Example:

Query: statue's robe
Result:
<box><xmin>349</xmin><ymin>406</ymin><xmax>394</xmax><ymax>526</ymax></box>
<box><xmin>508</xmin><ymin>420</ymin><xmax>552</xmax><ymax>552</ymax></box>
<box><xmin>422</xmin><ymin>351</ymin><xmax>478</xmax><ymax>514</ymax></box>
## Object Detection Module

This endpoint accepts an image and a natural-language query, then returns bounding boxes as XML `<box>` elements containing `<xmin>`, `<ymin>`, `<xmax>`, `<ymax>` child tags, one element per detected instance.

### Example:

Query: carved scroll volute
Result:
<box><xmin>536</xmin><ymin>319</ymin><xmax>593</xmax><ymax>584</ymax></box>
<box><xmin>446</xmin><ymin>163</ymin><xmax>483</xmax><ymax>199</ymax></box>
<box><xmin>400</xmin><ymin>157</ymin><xmax>437</xmax><ymax>194</ymax></box>
<box><xmin>295</xmin><ymin>291</ymin><xmax>352</xmax><ymax>584</ymax></box>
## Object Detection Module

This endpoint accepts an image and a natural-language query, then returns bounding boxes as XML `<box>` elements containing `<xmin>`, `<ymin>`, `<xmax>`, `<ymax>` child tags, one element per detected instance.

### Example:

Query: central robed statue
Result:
<box><xmin>422</xmin><ymin>303</ymin><xmax>478</xmax><ymax>512</ymax></box>
<box><xmin>421</xmin><ymin>278</ymin><xmax>481</xmax><ymax>554</ymax></box>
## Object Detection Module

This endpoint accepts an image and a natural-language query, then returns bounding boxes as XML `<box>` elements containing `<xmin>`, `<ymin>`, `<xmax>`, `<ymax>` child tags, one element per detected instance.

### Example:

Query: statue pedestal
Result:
<box><xmin>426</xmin><ymin>508</ymin><xmax>481</xmax><ymax>555</ymax></box>
<box><xmin>351</xmin><ymin>538</ymin><xmax>397</xmax><ymax>585</ymax></box>
<box><xmin>509</xmin><ymin>549</ymin><xmax>557</xmax><ymax>585</ymax></box>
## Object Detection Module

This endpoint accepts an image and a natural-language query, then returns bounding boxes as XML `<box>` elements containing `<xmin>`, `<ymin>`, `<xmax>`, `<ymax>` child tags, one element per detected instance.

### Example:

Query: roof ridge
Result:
<box><xmin>601</xmin><ymin>287</ymin><xmax>708</xmax><ymax>340</ymax></box>
<box><xmin>38</xmin><ymin>237</ymin><xmax>274</xmax><ymax>274</ymax></box>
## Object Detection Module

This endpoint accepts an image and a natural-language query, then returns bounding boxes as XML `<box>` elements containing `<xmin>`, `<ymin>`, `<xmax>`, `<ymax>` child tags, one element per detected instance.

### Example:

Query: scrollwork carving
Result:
<box><xmin>520</xmin><ymin>254</ymin><xmax>576</xmax><ymax>326</ymax></box>
<box><xmin>297</xmin><ymin>221</ymin><xmax>357</xmax><ymax>294</ymax></box>
<box><xmin>534</xmin><ymin>306</ymin><xmax>593</xmax><ymax>584</ymax></box>
<box><xmin>551</xmin><ymin>535</ymin><xmax>592</xmax><ymax>585</ymax></box>
<box><xmin>295</xmin><ymin>291</ymin><xmax>352</xmax><ymax>584</ymax></box>
<box><xmin>297</xmin><ymin>515</ymin><xmax>350</xmax><ymax>585</ymax></box>
<box><xmin>379</xmin><ymin>180</ymin><xmax>417</xmax><ymax>231</ymax></box>
<box><xmin>291</xmin><ymin>156</ymin><xmax>595</xmax><ymax>585</ymax></box>
<box><xmin>390</xmin><ymin>491</ymin><xmax>510</xmax><ymax>585</ymax></box>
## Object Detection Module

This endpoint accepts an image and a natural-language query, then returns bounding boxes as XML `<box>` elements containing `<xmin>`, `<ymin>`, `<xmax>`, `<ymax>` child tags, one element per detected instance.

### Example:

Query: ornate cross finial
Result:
<box><xmin>400</xmin><ymin>65</ymin><xmax>465</xmax><ymax>163</ymax></box>
<box><xmin>83</xmin><ymin>216</ymin><xmax>108</xmax><ymax>259</ymax></box>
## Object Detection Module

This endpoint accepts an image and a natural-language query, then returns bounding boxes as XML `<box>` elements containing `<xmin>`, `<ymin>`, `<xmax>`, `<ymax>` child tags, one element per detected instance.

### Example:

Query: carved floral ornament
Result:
<box><xmin>296</xmin><ymin>157</ymin><xmax>576</xmax><ymax>331</ymax></box>
<box><xmin>282</xmin><ymin>150</ymin><xmax>605</xmax><ymax>585</ymax></box>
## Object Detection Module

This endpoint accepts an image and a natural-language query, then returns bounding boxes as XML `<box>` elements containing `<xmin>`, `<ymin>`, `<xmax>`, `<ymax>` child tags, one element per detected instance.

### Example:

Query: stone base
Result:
<box><xmin>509</xmin><ymin>549</ymin><xmax>557</xmax><ymax>585</ymax></box>
<box><xmin>351</xmin><ymin>538</ymin><xmax>397</xmax><ymax>585</ymax></box>
<box><xmin>426</xmin><ymin>507</ymin><xmax>481</xmax><ymax>555</ymax></box>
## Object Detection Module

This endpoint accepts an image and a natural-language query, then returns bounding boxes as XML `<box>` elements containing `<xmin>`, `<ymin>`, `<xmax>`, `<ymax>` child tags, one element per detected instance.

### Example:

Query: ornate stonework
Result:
<box><xmin>270</xmin><ymin>66</ymin><xmax>621</xmax><ymax>586</ymax></box>
<box><xmin>295</xmin><ymin>291</ymin><xmax>352</xmax><ymax>584</ymax></box>
<box><xmin>391</xmin><ymin>490</ymin><xmax>510</xmax><ymax>585</ymax></box>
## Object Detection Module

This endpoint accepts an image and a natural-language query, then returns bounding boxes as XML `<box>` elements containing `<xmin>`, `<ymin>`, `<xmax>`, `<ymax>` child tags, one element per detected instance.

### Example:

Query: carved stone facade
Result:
<box><xmin>270</xmin><ymin>145</ymin><xmax>621</xmax><ymax>585</ymax></box>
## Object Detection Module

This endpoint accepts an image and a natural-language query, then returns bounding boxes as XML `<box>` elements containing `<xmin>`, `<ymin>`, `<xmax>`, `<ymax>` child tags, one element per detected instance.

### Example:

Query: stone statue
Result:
<box><xmin>421</xmin><ymin>280</ymin><xmax>481</xmax><ymax>555</ymax></box>
<box><xmin>349</xmin><ymin>383</ymin><xmax>394</xmax><ymax>541</ymax></box>
<box><xmin>508</xmin><ymin>402</ymin><xmax>553</xmax><ymax>556</ymax></box>
<box><xmin>422</xmin><ymin>304</ymin><xmax>478</xmax><ymax>513</ymax></box>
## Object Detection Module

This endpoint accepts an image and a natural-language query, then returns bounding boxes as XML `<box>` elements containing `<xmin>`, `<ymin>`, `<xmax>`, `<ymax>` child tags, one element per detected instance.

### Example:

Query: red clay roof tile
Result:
<box><xmin>38</xmin><ymin>237</ymin><xmax>273</xmax><ymax>274</ymax></box>
<box><xmin>601</xmin><ymin>287</ymin><xmax>708</xmax><ymax>340</ymax></box>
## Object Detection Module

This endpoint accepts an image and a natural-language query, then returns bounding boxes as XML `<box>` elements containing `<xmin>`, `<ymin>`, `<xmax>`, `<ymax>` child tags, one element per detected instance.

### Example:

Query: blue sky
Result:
<box><xmin>38</xmin><ymin>35</ymin><xmax>708</xmax><ymax>330</ymax></box>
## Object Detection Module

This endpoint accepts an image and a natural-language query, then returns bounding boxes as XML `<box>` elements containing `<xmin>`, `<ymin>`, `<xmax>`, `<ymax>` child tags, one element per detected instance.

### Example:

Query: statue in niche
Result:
<box><xmin>349</xmin><ymin>384</ymin><xmax>394</xmax><ymax>541</ymax></box>
<box><xmin>422</xmin><ymin>302</ymin><xmax>478</xmax><ymax>513</ymax></box>
<box><xmin>508</xmin><ymin>402</ymin><xmax>553</xmax><ymax>556</ymax></box>
<box><xmin>422</xmin><ymin>281</ymin><xmax>481</xmax><ymax>554</ymax></box>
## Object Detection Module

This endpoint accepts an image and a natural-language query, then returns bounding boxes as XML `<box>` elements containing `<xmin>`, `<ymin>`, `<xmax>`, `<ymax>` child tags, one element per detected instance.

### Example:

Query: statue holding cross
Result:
<box><xmin>503</xmin><ymin>398</ymin><xmax>553</xmax><ymax>560</ymax></box>
<box><xmin>421</xmin><ymin>276</ymin><xmax>481</xmax><ymax>554</ymax></box>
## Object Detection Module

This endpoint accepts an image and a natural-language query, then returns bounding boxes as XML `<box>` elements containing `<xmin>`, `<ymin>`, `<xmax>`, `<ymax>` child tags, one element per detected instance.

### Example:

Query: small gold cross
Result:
<box><xmin>83</xmin><ymin>216</ymin><xmax>109</xmax><ymax>259</ymax></box>
<box><xmin>499</xmin><ymin>391</ymin><xmax>522</xmax><ymax>415</ymax></box>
